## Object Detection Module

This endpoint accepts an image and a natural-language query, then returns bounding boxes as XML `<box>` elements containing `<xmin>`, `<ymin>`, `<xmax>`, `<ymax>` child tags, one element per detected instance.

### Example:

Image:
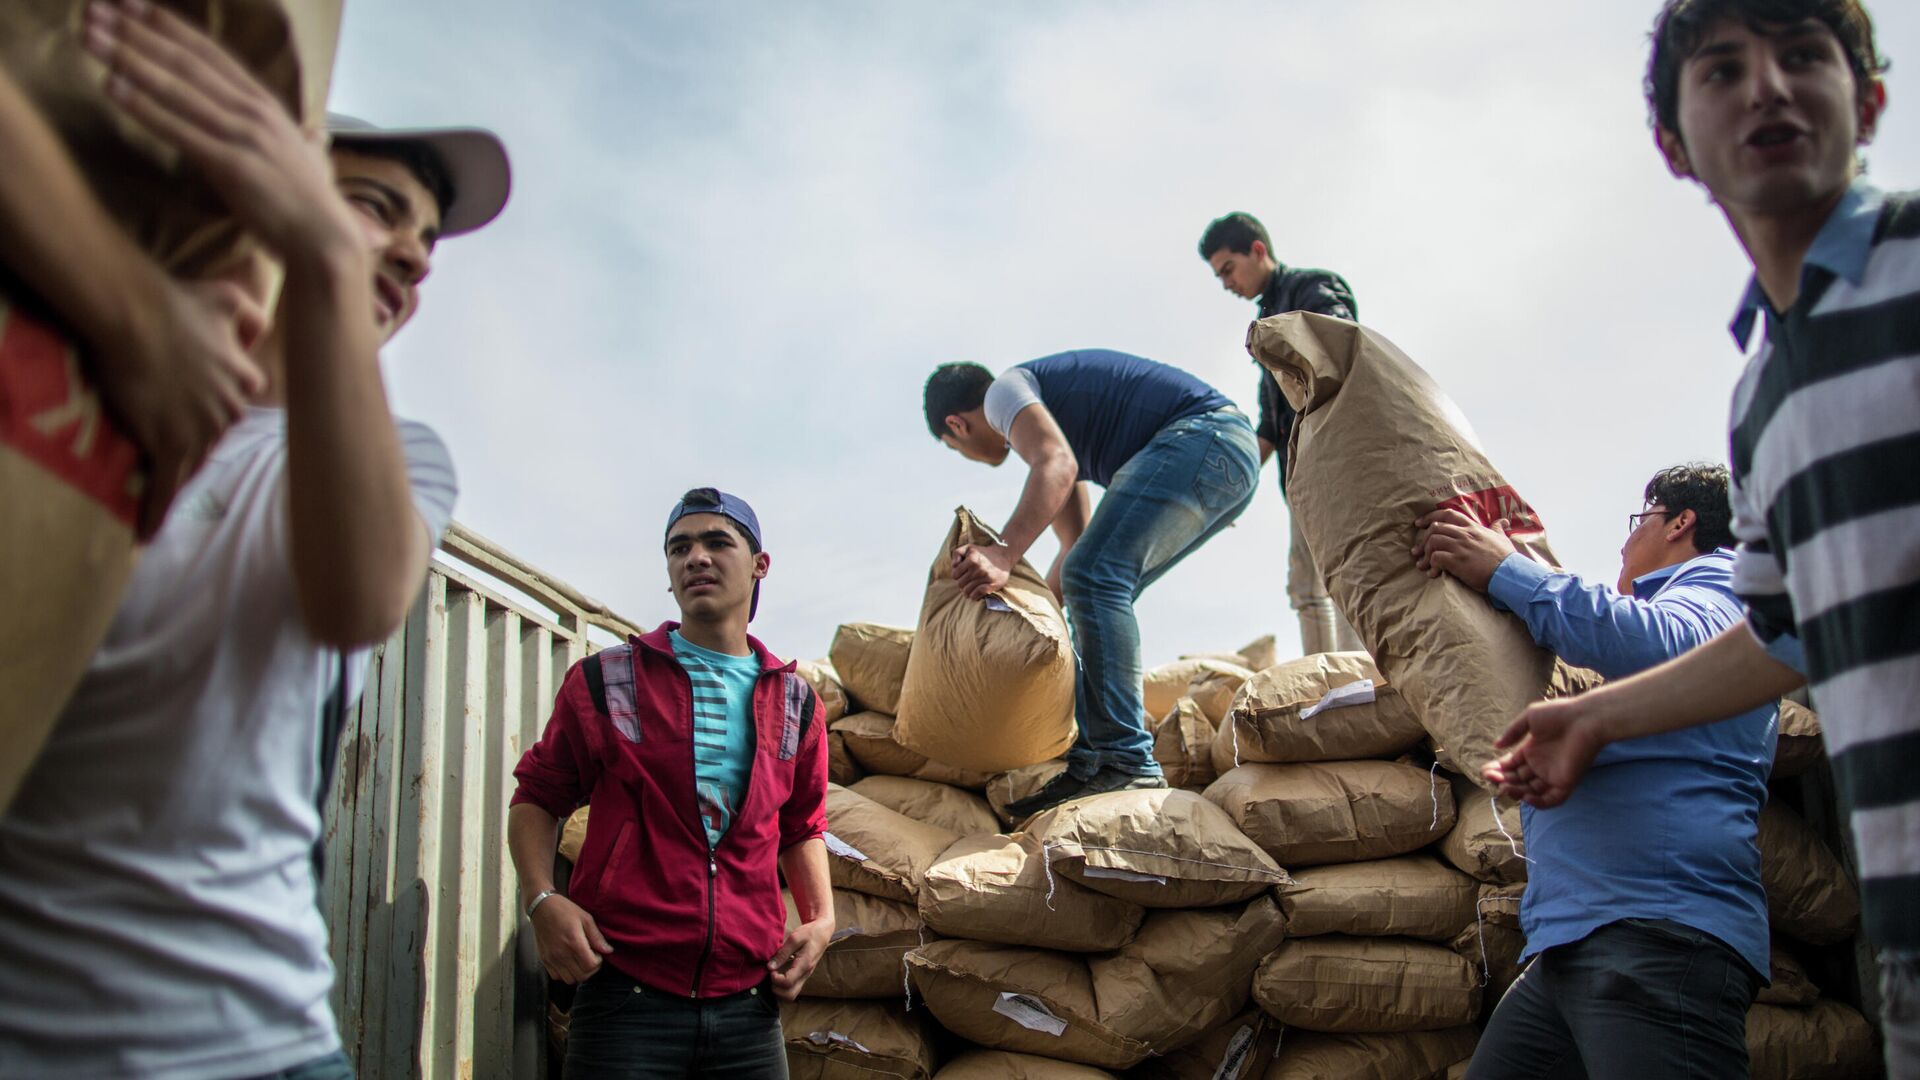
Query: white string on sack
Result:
<box><xmin>1040</xmin><ymin>841</ymin><xmax>1059</xmax><ymax>910</ymax></box>
<box><xmin>1489</xmin><ymin>793</ymin><xmax>1532</xmax><ymax>864</ymax></box>
<box><xmin>1231</xmin><ymin>718</ymin><xmax>1243</xmax><ymax>768</ymax></box>
<box><xmin>901</xmin><ymin>927</ymin><xmax>927</xmax><ymax>1011</ymax></box>
<box><xmin>1428</xmin><ymin>762</ymin><xmax>1442</xmax><ymax>830</ymax></box>
<box><xmin>1470</xmin><ymin>895</ymin><xmax>1496</xmax><ymax>986</ymax></box>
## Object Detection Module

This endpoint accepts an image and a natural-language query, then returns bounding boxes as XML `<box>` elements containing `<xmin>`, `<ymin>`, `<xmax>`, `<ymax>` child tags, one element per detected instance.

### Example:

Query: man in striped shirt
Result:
<box><xmin>1483</xmin><ymin>0</ymin><xmax>1915</xmax><ymax>1072</ymax></box>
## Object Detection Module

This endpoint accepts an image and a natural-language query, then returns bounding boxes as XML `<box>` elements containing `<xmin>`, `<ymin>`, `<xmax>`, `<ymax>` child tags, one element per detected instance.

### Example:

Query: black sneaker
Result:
<box><xmin>1079</xmin><ymin>767</ymin><xmax>1169</xmax><ymax>798</ymax></box>
<box><xmin>1002</xmin><ymin>770</ymin><xmax>1091</xmax><ymax>821</ymax></box>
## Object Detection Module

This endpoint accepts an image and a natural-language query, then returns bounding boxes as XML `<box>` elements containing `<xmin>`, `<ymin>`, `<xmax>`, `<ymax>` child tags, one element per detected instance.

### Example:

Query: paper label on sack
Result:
<box><xmin>1300</xmin><ymin>679</ymin><xmax>1376</xmax><ymax>720</ymax></box>
<box><xmin>804</xmin><ymin>1030</ymin><xmax>872</xmax><ymax>1054</ymax></box>
<box><xmin>983</xmin><ymin>596</ymin><xmax>1015</xmax><ymax>613</ymax></box>
<box><xmin>993</xmin><ymin>992</ymin><xmax>1069</xmax><ymax>1036</ymax></box>
<box><xmin>1079</xmin><ymin>865</ymin><xmax>1168</xmax><ymax>885</ymax></box>
<box><xmin>823</xmin><ymin>832</ymin><xmax>869</xmax><ymax>863</ymax></box>
<box><xmin>1212</xmin><ymin>1024</ymin><xmax>1258</xmax><ymax>1080</ymax></box>
<box><xmin>829</xmin><ymin>926</ymin><xmax>861</xmax><ymax>944</ymax></box>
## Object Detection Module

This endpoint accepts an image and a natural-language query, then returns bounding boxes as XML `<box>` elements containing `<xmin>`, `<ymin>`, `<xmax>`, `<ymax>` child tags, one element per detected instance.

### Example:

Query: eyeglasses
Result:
<box><xmin>1626</xmin><ymin>509</ymin><xmax>1671</xmax><ymax>534</ymax></box>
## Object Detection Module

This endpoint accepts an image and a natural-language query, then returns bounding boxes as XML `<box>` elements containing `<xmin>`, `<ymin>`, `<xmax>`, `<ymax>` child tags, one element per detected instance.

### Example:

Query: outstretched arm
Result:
<box><xmin>952</xmin><ymin>403</ymin><xmax>1078</xmax><ymax>600</ymax></box>
<box><xmin>1485</xmin><ymin>623</ymin><xmax>1804</xmax><ymax>806</ymax></box>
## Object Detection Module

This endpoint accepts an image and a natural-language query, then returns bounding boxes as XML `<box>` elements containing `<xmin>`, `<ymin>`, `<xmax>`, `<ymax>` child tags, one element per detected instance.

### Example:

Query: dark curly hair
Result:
<box><xmin>1645</xmin><ymin>463</ymin><xmax>1736</xmax><ymax>554</ymax></box>
<box><xmin>923</xmin><ymin>362</ymin><xmax>995</xmax><ymax>439</ymax></box>
<box><xmin>1645</xmin><ymin>0</ymin><xmax>1888</xmax><ymax>138</ymax></box>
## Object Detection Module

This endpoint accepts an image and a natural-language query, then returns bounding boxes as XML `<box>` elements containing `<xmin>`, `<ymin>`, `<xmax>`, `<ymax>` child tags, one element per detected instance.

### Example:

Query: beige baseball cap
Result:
<box><xmin>326</xmin><ymin>114</ymin><xmax>511</xmax><ymax>237</ymax></box>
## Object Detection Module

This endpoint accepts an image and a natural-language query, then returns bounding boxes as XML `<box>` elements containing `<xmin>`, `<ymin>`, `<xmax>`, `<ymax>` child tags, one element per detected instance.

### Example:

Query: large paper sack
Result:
<box><xmin>1248</xmin><ymin>313</ymin><xmax>1563</xmax><ymax>791</ymax></box>
<box><xmin>894</xmin><ymin>508</ymin><xmax>1075</xmax><ymax>773</ymax></box>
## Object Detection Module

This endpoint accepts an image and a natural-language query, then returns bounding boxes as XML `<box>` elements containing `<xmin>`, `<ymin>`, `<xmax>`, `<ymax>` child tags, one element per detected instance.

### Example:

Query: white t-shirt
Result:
<box><xmin>982</xmin><ymin>366</ymin><xmax>1043</xmax><ymax>439</ymax></box>
<box><xmin>0</xmin><ymin>408</ymin><xmax>457</xmax><ymax>1079</ymax></box>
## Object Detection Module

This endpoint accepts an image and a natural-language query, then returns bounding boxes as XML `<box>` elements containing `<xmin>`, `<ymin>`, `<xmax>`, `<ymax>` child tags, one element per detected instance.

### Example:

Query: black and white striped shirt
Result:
<box><xmin>1725</xmin><ymin>179</ymin><xmax>1920</xmax><ymax>953</ymax></box>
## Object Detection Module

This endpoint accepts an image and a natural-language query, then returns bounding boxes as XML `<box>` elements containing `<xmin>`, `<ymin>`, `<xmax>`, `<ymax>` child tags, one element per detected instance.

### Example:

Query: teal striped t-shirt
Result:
<box><xmin>669</xmin><ymin>631</ymin><xmax>760</xmax><ymax>849</ymax></box>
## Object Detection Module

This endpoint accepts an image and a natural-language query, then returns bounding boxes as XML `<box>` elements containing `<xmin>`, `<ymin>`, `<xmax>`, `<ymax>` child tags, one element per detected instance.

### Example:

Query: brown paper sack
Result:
<box><xmin>797</xmin><ymin>659</ymin><xmax>849</xmax><ymax>726</ymax></box>
<box><xmin>781</xmin><ymin>998</ymin><xmax>937</xmax><ymax>1080</ymax></box>
<box><xmin>827</xmin><ymin>729</ymin><xmax>864</xmax><ymax>787</ymax></box>
<box><xmin>558</xmin><ymin>806</ymin><xmax>591</xmax><ymax>864</ymax></box>
<box><xmin>1152</xmin><ymin>697</ymin><xmax>1217</xmax><ymax>790</ymax></box>
<box><xmin>1026</xmin><ymin>788</ymin><xmax>1287</xmax><ymax>908</ymax></box>
<box><xmin>934</xmin><ymin>1050</ymin><xmax>1115</xmax><ymax>1079</ymax></box>
<box><xmin>1279</xmin><ymin>853</ymin><xmax>1479</xmax><ymax>941</ymax></box>
<box><xmin>1248</xmin><ymin>312</ymin><xmax>1565</xmax><ymax>792</ymax></box>
<box><xmin>1215</xmin><ymin>652</ymin><xmax>1425</xmax><ymax>768</ymax></box>
<box><xmin>1204</xmin><ymin>761</ymin><xmax>1456</xmax><ymax>867</ymax></box>
<box><xmin>987</xmin><ymin>760</ymin><xmax>1071</xmax><ymax>826</ymax></box>
<box><xmin>1434</xmin><ymin>769</ymin><xmax>1529</xmax><ymax>885</ymax></box>
<box><xmin>1758</xmin><ymin>799</ymin><xmax>1860</xmax><ymax>945</ymax></box>
<box><xmin>831</xmin><ymin>712</ymin><xmax>992</xmax><ymax>789</ymax></box>
<box><xmin>919</xmin><ymin>833</ymin><xmax>1145</xmax><ymax>952</ymax></box>
<box><xmin>893</xmin><ymin>508</ymin><xmax>1076</xmax><ymax>773</ymax></box>
<box><xmin>1087</xmin><ymin>897</ymin><xmax>1288</xmax><ymax>1054</ymax></box>
<box><xmin>1145</xmin><ymin>658</ymin><xmax>1253</xmax><ymax>728</ymax></box>
<box><xmin>785</xmin><ymin>888</ymin><xmax>929</xmax><ymax>1000</ymax></box>
<box><xmin>907</xmin><ymin>940</ymin><xmax>1146</xmax><ymax>1069</ymax></box>
<box><xmin>0</xmin><ymin>2</ymin><xmax>342</xmax><ymax>816</ymax></box>
<box><xmin>1746</xmin><ymin>1001</ymin><xmax>1877</xmax><ymax>1080</ymax></box>
<box><xmin>824</xmin><ymin>785</ymin><xmax>960</xmax><ymax>904</ymax></box>
<box><xmin>1755</xmin><ymin>937</ymin><xmax>1819</xmax><ymax>1006</ymax></box>
<box><xmin>851</xmin><ymin>775</ymin><xmax>999</xmax><ymax>838</ymax></box>
<box><xmin>829</xmin><ymin>623</ymin><xmax>914</xmax><ymax>715</ymax></box>
<box><xmin>1253</xmin><ymin>935</ymin><xmax>1481</xmax><ymax>1033</ymax></box>
<box><xmin>1261</xmin><ymin>1027</ymin><xmax>1479</xmax><ymax>1080</ymax></box>
<box><xmin>1772</xmin><ymin>699</ymin><xmax>1824</xmax><ymax>778</ymax></box>
<box><xmin>1131</xmin><ymin>1008</ymin><xmax>1282</xmax><ymax>1080</ymax></box>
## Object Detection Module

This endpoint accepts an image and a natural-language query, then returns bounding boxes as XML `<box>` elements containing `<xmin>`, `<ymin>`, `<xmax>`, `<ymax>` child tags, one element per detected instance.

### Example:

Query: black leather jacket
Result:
<box><xmin>1254</xmin><ymin>264</ymin><xmax>1358</xmax><ymax>483</ymax></box>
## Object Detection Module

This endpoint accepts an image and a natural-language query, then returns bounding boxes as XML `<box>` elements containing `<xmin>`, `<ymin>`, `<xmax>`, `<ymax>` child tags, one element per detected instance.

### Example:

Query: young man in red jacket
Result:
<box><xmin>508</xmin><ymin>488</ymin><xmax>833</xmax><ymax>1079</ymax></box>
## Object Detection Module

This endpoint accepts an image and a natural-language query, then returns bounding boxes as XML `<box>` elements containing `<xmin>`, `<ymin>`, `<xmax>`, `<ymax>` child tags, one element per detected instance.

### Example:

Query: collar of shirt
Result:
<box><xmin>1629</xmin><ymin>547</ymin><xmax>1735</xmax><ymax>600</ymax></box>
<box><xmin>1258</xmin><ymin>261</ymin><xmax>1292</xmax><ymax>310</ymax></box>
<box><xmin>1729</xmin><ymin>178</ymin><xmax>1886</xmax><ymax>350</ymax></box>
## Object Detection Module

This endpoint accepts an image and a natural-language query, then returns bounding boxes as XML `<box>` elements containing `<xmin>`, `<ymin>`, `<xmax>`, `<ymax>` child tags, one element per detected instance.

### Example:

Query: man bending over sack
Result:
<box><xmin>1416</xmin><ymin>463</ymin><xmax>1775</xmax><ymax>1079</ymax></box>
<box><xmin>924</xmin><ymin>350</ymin><xmax>1260</xmax><ymax>817</ymax></box>
<box><xmin>0</xmin><ymin>4</ymin><xmax>510</xmax><ymax>1077</ymax></box>
<box><xmin>509</xmin><ymin>488</ymin><xmax>833</xmax><ymax>1080</ymax></box>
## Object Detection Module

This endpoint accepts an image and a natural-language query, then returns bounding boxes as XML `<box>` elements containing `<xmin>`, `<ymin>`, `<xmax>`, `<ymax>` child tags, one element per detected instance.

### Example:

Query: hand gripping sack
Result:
<box><xmin>893</xmin><ymin>508</ymin><xmax>1075</xmax><ymax>773</ymax></box>
<box><xmin>1248</xmin><ymin>312</ymin><xmax>1565</xmax><ymax>791</ymax></box>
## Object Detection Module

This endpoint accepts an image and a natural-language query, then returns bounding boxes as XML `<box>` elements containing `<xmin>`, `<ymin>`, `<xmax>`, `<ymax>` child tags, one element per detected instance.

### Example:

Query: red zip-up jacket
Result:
<box><xmin>510</xmin><ymin>623</ymin><xmax>829</xmax><ymax>997</ymax></box>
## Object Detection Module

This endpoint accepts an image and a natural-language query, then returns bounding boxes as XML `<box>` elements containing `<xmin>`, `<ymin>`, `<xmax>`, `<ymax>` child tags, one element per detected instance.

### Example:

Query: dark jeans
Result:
<box><xmin>1466</xmin><ymin>919</ymin><xmax>1758</xmax><ymax>1080</ymax></box>
<box><xmin>563</xmin><ymin>966</ymin><xmax>787</xmax><ymax>1080</ymax></box>
<box><xmin>240</xmin><ymin>1050</ymin><xmax>354</xmax><ymax>1080</ymax></box>
<box><xmin>1885</xmin><ymin>949</ymin><xmax>1920</xmax><ymax>1080</ymax></box>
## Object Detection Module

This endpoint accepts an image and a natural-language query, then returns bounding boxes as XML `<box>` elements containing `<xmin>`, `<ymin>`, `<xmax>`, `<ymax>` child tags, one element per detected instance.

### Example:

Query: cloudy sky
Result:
<box><xmin>330</xmin><ymin>2</ymin><xmax>1919</xmax><ymax>668</ymax></box>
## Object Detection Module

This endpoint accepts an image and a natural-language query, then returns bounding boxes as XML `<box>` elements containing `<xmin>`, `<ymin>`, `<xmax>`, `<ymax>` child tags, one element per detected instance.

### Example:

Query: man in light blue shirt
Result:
<box><xmin>1415</xmin><ymin>463</ymin><xmax>1775</xmax><ymax>1079</ymax></box>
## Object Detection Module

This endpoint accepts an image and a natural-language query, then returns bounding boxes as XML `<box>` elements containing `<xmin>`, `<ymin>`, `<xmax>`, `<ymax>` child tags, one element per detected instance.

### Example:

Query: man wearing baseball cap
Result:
<box><xmin>0</xmin><ymin>4</ymin><xmax>511</xmax><ymax>1077</ymax></box>
<box><xmin>509</xmin><ymin>487</ymin><xmax>834</xmax><ymax>1079</ymax></box>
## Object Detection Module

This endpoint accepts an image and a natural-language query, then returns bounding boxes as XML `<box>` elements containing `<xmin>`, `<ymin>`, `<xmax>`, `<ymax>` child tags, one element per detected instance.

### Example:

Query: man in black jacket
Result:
<box><xmin>1199</xmin><ymin>211</ymin><xmax>1364</xmax><ymax>655</ymax></box>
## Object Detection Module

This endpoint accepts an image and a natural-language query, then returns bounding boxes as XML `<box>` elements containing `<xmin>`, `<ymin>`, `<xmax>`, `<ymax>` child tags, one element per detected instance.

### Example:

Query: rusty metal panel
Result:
<box><xmin>321</xmin><ymin>527</ymin><xmax>630</xmax><ymax>1079</ymax></box>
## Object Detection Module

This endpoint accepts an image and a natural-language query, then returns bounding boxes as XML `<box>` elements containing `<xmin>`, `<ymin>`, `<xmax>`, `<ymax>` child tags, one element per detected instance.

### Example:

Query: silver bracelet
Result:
<box><xmin>525</xmin><ymin>889</ymin><xmax>559</xmax><ymax>919</ymax></box>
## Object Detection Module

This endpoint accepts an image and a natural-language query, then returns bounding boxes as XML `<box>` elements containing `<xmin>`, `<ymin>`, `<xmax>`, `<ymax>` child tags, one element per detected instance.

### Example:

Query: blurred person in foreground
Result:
<box><xmin>1198</xmin><ymin>210</ymin><xmax>1365</xmax><ymax>656</ymax></box>
<box><xmin>924</xmin><ymin>350</ymin><xmax>1259</xmax><ymax>818</ymax></box>
<box><xmin>509</xmin><ymin>488</ymin><xmax>833</xmax><ymax>1080</ymax></box>
<box><xmin>1484</xmin><ymin>0</ymin><xmax>1918</xmax><ymax>1072</ymax></box>
<box><xmin>0</xmin><ymin>1</ymin><xmax>510</xmax><ymax>1076</ymax></box>
<box><xmin>1418</xmin><ymin>464</ymin><xmax>1775</xmax><ymax>1078</ymax></box>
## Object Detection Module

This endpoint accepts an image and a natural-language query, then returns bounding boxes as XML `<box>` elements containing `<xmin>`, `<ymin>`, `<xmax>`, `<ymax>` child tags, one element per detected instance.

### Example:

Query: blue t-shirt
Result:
<box><xmin>669</xmin><ymin>631</ymin><xmax>761</xmax><ymax>849</ymax></box>
<box><xmin>983</xmin><ymin>349</ymin><xmax>1233</xmax><ymax>487</ymax></box>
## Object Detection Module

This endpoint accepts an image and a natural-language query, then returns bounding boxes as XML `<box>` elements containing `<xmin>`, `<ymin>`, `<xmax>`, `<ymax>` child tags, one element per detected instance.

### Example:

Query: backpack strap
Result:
<box><xmin>583</xmin><ymin>651</ymin><xmax>610</xmax><ymax>718</ymax></box>
<box><xmin>585</xmin><ymin>644</ymin><xmax>641</xmax><ymax>742</ymax></box>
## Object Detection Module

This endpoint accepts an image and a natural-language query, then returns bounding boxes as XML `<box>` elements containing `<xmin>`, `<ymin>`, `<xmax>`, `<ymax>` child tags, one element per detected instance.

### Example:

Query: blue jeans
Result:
<box><xmin>1062</xmin><ymin>408</ymin><xmax>1259</xmax><ymax>778</ymax></box>
<box><xmin>241</xmin><ymin>1050</ymin><xmax>354</xmax><ymax>1080</ymax></box>
<box><xmin>563</xmin><ymin>966</ymin><xmax>787</xmax><ymax>1080</ymax></box>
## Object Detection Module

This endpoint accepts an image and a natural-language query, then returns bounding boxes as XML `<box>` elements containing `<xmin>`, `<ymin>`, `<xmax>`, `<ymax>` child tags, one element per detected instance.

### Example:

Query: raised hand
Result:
<box><xmin>1481</xmin><ymin>697</ymin><xmax>1605</xmax><ymax>809</ymax></box>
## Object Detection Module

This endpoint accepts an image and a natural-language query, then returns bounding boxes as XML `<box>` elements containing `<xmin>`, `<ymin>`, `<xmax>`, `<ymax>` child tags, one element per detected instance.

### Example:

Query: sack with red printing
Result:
<box><xmin>1247</xmin><ymin>312</ymin><xmax>1563</xmax><ymax>792</ymax></box>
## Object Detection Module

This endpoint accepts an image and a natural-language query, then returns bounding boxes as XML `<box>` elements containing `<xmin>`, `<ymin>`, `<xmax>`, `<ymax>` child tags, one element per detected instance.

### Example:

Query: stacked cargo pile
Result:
<box><xmin>769</xmin><ymin>641</ymin><xmax>1878</xmax><ymax>1080</ymax></box>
